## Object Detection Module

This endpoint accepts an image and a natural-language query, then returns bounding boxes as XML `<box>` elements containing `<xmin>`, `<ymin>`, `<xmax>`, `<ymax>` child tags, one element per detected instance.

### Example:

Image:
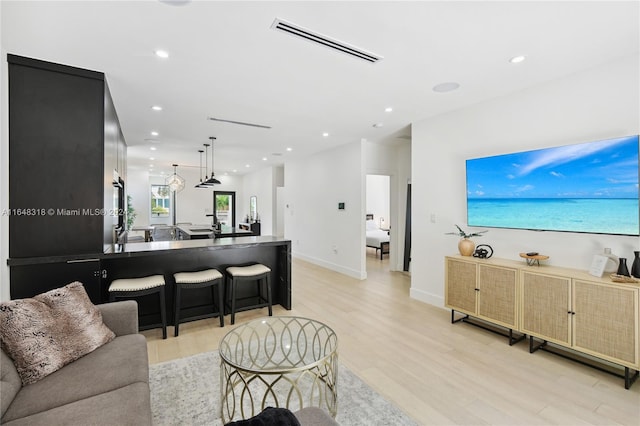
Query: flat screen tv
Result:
<box><xmin>466</xmin><ymin>135</ymin><xmax>640</xmax><ymax>236</ymax></box>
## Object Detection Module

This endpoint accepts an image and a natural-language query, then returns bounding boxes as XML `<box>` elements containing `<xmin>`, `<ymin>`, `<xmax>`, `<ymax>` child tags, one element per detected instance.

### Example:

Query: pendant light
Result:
<box><xmin>166</xmin><ymin>164</ymin><xmax>185</xmax><ymax>192</ymax></box>
<box><xmin>195</xmin><ymin>149</ymin><xmax>206</xmax><ymax>188</ymax></box>
<box><xmin>204</xmin><ymin>136</ymin><xmax>221</xmax><ymax>185</ymax></box>
<box><xmin>201</xmin><ymin>143</ymin><xmax>214</xmax><ymax>187</ymax></box>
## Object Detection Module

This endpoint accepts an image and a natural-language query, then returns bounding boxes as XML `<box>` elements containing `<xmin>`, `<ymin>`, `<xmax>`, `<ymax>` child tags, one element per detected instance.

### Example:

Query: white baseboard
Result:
<box><xmin>293</xmin><ymin>252</ymin><xmax>366</xmax><ymax>280</ymax></box>
<box><xmin>410</xmin><ymin>287</ymin><xmax>444</xmax><ymax>308</ymax></box>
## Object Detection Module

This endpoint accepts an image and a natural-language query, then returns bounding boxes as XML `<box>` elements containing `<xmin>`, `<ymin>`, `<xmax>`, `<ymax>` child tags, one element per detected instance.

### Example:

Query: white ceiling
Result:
<box><xmin>2</xmin><ymin>1</ymin><xmax>638</xmax><ymax>178</ymax></box>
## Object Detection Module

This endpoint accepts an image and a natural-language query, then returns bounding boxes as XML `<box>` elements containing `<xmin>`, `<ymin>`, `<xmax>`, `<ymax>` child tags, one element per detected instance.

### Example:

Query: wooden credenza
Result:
<box><xmin>445</xmin><ymin>255</ymin><xmax>639</xmax><ymax>388</ymax></box>
<box><xmin>445</xmin><ymin>256</ymin><xmax>520</xmax><ymax>343</ymax></box>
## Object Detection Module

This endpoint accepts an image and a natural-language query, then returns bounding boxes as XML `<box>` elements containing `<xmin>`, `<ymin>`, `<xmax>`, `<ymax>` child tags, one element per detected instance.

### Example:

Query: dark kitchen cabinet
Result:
<box><xmin>10</xmin><ymin>258</ymin><xmax>103</xmax><ymax>305</ymax></box>
<box><xmin>8</xmin><ymin>54</ymin><xmax>125</xmax><ymax>259</ymax></box>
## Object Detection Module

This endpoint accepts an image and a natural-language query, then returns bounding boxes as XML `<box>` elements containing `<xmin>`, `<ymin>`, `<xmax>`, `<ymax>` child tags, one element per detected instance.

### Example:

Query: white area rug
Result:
<box><xmin>149</xmin><ymin>351</ymin><xmax>417</xmax><ymax>425</ymax></box>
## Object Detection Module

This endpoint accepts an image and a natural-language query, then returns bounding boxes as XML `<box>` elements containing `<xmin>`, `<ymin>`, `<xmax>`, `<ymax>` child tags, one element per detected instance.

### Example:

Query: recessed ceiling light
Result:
<box><xmin>155</xmin><ymin>50</ymin><xmax>169</xmax><ymax>59</ymax></box>
<box><xmin>151</xmin><ymin>105</ymin><xmax>163</xmax><ymax>111</ymax></box>
<box><xmin>149</xmin><ymin>157</ymin><xmax>155</xmax><ymax>161</ymax></box>
<box><xmin>233</xmin><ymin>169</ymin><xmax>238</xmax><ymax>173</ymax></box>
<box><xmin>373</xmin><ymin>123</ymin><xmax>384</xmax><ymax>128</ymax></box>
<box><xmin>286</xmin><ymin>147</ymin><xmax>292</xmax><ymax>152</ymax></box>
<box><xmin>432</xmin><ymin>82</ymin><xmax>460</xmax><ymax>93</ymax></box>
<box><xmin>150</xmin><ymin>147</ymin><xmax>157</xmax><ymax>151</ymax></box>
<box><xmin>245</xmin><ymin>164</ymin><xmax>251</xmax><ymax>168</ymax></box>
<box><xmin>322</xmin><ymin>132</ymin><xmax>329</xmax><ymax>137</ymax></box>
<box><xmin>149</xmin><ymin>164</ymin><xmax>154</xmax><ymax>168</ymax></box>
<box><xmin>159</xmin><ymin>0</ymin><xmax>192</xmax><ymax>6</ymax></box>
<box><xmin>510</xmin><ymin>55</ymin><xmax>526</xmax><ymax>63</ymax></box>
<box><xmin>150</xmin><ymin>131</ymin><xmax>159</xmax><ymax>136</ymax></box>
<box><xmin>262</xmin><ymin>157</ymin><xmax>268</xmax><ymax>161</ymax></box>
<box><xmin>385</xmin><ymin>107</ymin><xmax>393</xmax><ymax>112</ymax></box>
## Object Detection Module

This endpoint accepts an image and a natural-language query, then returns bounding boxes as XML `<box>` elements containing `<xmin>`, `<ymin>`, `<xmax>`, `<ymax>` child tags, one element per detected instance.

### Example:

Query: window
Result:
<box><xmin>151</xmin><ymin>185</ymin><xmax>170</xmax><ymax>217</ymax></box>
<box><xmin>214</xmin><ymin>191</ymin><xmax>236</xmax><ymax>227</ymax></box>
<box><xmin>249</xmin><ymin>195</ymin><xmax>257</xmax><ymax>222</ymax></box>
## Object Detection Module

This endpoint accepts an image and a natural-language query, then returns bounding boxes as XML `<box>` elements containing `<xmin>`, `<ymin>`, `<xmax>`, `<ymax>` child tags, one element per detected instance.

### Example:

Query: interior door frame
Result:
<box><xmin>213</xmin><ymin>191</ymin><xmax>236</xmax><ymax>227</ymax></box>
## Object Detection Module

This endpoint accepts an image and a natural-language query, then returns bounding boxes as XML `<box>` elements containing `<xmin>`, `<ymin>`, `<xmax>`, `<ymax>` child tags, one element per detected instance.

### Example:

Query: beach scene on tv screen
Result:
<box><xmin>466</xmin><ymin>135</ymin><xmax>640</xmax><ymax>236</ymax></box>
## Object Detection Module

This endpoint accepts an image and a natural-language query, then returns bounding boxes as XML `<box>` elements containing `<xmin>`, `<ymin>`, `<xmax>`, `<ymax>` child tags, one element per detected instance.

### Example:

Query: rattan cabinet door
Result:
<box><xmin>573</xmin><ymin>280</ymin><xmax>638</xmax><ymax>368</ymax></box>
<box><xmin>477</xmin><ymin>265</ymin><xmax>517</xmax><ymax>328</ymax></box>
<box><xmin>445</xmin><ymin>258</ymin><xmax>477</xmax><ymax>315</ymax></box>
<box><xmin>520</xmin><ymin>271</ymin><xmax>571</xmax><ymax>346</ymax></box>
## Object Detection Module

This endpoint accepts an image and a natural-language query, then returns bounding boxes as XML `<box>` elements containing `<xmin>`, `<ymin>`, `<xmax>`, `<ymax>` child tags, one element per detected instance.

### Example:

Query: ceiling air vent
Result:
<box><xmin>271</xmin><ymin>18</ymin><xmax>383</xmax><ymax>64</ymax></box>
<box><xmin>207</xmin><ymin>117</ymin><xmax>272</xmax><ymax>129</ymax></box>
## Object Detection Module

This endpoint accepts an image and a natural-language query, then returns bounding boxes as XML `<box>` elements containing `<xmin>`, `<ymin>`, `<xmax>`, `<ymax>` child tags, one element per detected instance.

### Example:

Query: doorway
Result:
<box><xmin>366</xmin><ymin>175</ymin><xmax>391</xmax><ymax>267</ymax></box>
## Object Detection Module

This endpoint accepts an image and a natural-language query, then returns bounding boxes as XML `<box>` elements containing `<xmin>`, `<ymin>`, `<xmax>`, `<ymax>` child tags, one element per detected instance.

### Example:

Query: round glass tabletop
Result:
<box><xmin>219</xmin><ymin>316</ymin><xmax>338</xmax><ymax>422</ymax></box>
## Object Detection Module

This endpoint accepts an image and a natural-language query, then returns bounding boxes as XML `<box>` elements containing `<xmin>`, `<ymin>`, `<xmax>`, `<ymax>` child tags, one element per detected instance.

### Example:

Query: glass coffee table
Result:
<box><xmin>219</xmin><ymin>316</ymin><xmax>338</xmax><ymax>423</ymax></box>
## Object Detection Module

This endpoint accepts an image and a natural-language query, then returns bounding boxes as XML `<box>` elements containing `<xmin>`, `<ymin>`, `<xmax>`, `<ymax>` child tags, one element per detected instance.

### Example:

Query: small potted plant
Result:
<box><xmin>446</xmin><ymin>224</ymin><xmax>487</xmax><ymax>256</ymax></box>
<box><xmin>126</xmin><ymin>195</ymin><xmax>137</xmax><ymax>231</ymax></box>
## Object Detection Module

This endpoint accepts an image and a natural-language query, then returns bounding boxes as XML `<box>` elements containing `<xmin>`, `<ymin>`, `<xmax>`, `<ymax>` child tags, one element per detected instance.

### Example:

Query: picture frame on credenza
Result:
<box><xmin>589</xmin><ymin>254</ymin><xmax>608</xmax><ymax>278</ymax></box>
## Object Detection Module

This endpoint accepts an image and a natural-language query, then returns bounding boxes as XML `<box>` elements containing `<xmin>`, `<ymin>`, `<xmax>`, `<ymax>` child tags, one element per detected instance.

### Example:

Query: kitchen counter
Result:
<box><xmin>175</xmin><ymin>224</ymin><xmax>255</xmax><ymax>240</ymax></box>
<box><xmin>175</xmin><ymin>224</ymin><xmax>215</xmax><ymax>239</ymax></box>
<box><xmin>108</xmin><ymin>235</ymin><xmax>287</xmax><ymax>257</ymax></box>
<box><xmin>8</xmin><ymin>236</ymin><xmax>288</xmax><ymax>265</ymax></box>
<box><xmin>8</xmin><ymin>237</ymin><xmax>292</xmax><ymax>327</ymax></box>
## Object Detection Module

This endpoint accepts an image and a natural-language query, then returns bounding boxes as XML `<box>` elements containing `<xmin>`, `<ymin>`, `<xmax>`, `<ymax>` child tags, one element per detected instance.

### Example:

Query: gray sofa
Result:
<box><xmin>1</xmin><ymin>301</ymin><xmax>152</xmax><ymax>426</ymax></box>
<box><xmin>294</xmin><ymin>407</ymin><xmax>339</xmax><ymax>425</ymax></box>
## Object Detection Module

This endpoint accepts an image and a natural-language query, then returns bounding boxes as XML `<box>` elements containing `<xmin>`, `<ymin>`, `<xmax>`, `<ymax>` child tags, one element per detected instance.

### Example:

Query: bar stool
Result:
<box><xmin>108</xmin><ymin>275</ymin><xmax>167</xmax><ymax>339</ymax></box>
<box><xmin>173</xmin><ymin>269</ymin><xmax>224</xmax><ymax>336</ymax></box>
<box><xmin>225</xmin><ymin>264</ymin><xmax>272</xmax><ymax>325</ymax></box>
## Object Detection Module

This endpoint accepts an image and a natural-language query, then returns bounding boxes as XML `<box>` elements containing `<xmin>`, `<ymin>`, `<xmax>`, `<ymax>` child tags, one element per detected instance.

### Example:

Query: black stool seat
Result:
<box><xmin>108</xmin><ymin>274</ymin><xmax>167</xmax><ymax>339</ymax></box>
<box><xmin>225</xmin><ymin>264</ymin><xmax>272</xmax><ymax>325</ymax></box>
<box><xmin>173</xmin><ymin>269</ymin><xmax>224</xmax><ymax>336</ymax></box>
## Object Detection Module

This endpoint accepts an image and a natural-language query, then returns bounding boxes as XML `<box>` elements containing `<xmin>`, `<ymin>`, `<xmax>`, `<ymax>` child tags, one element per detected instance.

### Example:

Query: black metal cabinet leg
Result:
<box><xmin>625</xmin><ymin>367</ymin><xmax>639</xmax><ymax>390</ymax></box>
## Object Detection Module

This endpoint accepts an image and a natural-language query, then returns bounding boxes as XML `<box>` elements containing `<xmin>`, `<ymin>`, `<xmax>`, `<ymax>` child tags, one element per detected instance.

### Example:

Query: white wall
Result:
<box><xmin>126</xmin><ymin>169</ymin><xmax>151</xmax><ymax>232</ymax></box>
<box><xmin>242</xmin><ymin>166</ymin><xmax>277</xmax><ymax>235</ymax></box>
<box><xmin>285</xmin><ymin>141</ymin><xmax>365</xmax><ymax>278</ymax></box>
<box><xmin>173</xmin><ymin>168</ymin><xmax>244</xmax><ymax>226</ymax></box>
<box><xmin>411</xmin><ymin>55</ymin><xmax>640</xmax><ymax>307</ymax></box>
<box><xmin>127</xmin><ymin>167</ymin><xmax>245</xmax><ymax>234</ymax></box>
<box><xmin>274</xmin><ymin>166</ymin><xmax>284</xmax><ymax>237</ymax></box>
<box><xmin>276</xmin><ymin>186</ymin><xmax>285</xmax><ymax>237</ymax></box>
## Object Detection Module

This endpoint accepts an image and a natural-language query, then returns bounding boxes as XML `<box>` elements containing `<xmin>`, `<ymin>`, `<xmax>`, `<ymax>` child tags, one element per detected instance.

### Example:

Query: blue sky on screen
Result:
<box><xmin>466</xmin><ymin>135</ymin><xmax>639</xmax><ymax>198</ymax></box>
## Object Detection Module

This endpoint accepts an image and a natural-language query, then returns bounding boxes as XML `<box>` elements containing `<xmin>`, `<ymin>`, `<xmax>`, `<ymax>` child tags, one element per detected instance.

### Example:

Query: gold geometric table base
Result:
<box><xmin>219</xmin><ymin>316</ymin><xmax>338</xmax><ymax>423</ymax></box>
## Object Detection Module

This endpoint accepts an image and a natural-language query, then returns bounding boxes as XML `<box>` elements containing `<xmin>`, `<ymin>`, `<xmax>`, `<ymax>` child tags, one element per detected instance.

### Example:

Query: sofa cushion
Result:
<box><xmin>1</xmin><ymin>334</ymin><xmax>148</xmax><ymax>423</ymax></box>
<box><xmin>0</xmin><ymin>382</ymin><xmax>151</xmax><ymax>426</ymax></box>
<box><xmin>1</xmin><ymin>351</ymin><xmax>22</xmax><ymax>417</ymax></box>
<box><xmin>0</xmin><ymin>282</ymin><xmax>115</xmax><ymax>385</ymax></box>
<box><xmin>293</xmin><ymin>407</ymin><xmax>339</xmax><ymax>426</ymax></box>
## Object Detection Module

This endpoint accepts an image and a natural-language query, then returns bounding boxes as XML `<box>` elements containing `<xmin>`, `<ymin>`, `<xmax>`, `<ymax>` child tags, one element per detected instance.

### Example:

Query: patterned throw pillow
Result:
<box><xmin>0</xmin><ymin>282</ymin><xmax>115</xmax><ymax>385</ymax></box>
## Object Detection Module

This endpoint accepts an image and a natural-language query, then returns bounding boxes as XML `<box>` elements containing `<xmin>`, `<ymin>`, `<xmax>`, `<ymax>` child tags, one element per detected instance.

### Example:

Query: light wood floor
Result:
<box><xmin>144</xmin><ymin>253</ymin><xmax>640</xmax><ymax>425</ymax></box>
